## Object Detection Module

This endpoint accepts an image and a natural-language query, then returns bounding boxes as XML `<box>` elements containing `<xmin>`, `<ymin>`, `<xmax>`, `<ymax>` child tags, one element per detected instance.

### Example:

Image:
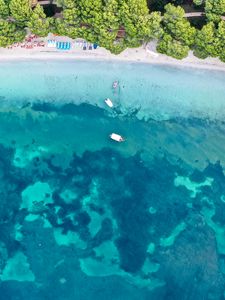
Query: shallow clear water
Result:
<box><xmin>0</xmin><ymin>60</ymin><xmax>225</xmax><ymax>300</ymax></box>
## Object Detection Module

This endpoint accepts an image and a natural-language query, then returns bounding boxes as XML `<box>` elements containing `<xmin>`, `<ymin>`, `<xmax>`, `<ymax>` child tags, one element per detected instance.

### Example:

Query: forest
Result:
<box><xmin>0</xmin><ymin>0</ymin><xmax>224</xmax><ymax>61</ymax></box>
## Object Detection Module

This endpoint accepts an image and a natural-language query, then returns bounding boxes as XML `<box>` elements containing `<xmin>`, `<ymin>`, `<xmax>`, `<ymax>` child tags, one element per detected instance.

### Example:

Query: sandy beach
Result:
<box><xmin>0</xmin><ymin>37</ymin><xmax>225</xmax><ymax>72</ymax></box>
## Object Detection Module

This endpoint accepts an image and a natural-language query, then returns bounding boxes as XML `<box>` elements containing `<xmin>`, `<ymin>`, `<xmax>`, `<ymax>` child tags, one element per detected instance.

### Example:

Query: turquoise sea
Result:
<box><xmin>0</xmin><ymin>60</ymin><xmax>225</xmax><ymax>299</ymax></box>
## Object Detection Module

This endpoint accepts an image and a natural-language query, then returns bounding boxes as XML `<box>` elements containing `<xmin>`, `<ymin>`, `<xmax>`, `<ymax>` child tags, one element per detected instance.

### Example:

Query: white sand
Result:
<box><xmin>0</xmin><ymin>37</ymin><xmax>225</xmax><ymax>72</ymax></box>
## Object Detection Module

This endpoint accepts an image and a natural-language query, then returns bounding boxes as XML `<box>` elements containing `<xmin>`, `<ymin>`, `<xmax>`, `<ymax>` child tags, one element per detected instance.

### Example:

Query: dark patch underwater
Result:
<box><xmin>0</xmin><ymin>102</ymin><xmax>225</xmax><ymax>300</ymax></box>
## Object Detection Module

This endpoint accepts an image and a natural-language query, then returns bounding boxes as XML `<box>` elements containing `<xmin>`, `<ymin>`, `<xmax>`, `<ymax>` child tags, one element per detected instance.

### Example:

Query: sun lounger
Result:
<box><xmin>47</xmin><ymin>40</ymin><xmax>56</xmax><ymax>48</ymax></box>
<box><xmin>56</xmin><ymin>42</ymin><xmax>71</xmax><ymax>50</ymax></box>
<box><xmin>56</xmin><ymin>42</ymin><xmax>63</xmax><ymax>50</ymax></box>
<box><xmin>65</xmin><ymin>42</ymin><xmax>71</xmax><ymax>50</ymax></box>
<box><xmin>83</xmin><ymin>42</ymin><xmax>87</xmax><ymax>50</ymax></box>
<box><xmin>93</xmin><ymin>43</ymin><xmax>98</xmax><ymax>49</ymax></box>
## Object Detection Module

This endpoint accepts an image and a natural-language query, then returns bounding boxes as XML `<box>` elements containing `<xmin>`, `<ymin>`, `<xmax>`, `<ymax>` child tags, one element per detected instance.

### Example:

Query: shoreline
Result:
<box><xmin>0</xmin><ymin>42</ymin><xmax>225</xmax><ymax>72</ymax></box>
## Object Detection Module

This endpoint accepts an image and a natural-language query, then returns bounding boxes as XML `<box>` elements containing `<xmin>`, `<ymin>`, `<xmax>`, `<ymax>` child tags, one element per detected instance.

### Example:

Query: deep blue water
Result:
<box><xmin>0</xmin><ymin>61</ymin><xmax>225</xmax><ymax>300</ymax></box>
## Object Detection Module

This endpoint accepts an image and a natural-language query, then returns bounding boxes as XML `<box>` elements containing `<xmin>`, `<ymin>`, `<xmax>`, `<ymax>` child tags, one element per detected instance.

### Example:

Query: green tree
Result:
<box><xmin>217</xmin><ymin>20</ymin><xmax>225</xmax><ymax>61</ymax></box>
<box><xmin>103</xmin><ymin>0</ymin><xmax>119</xmax><ymax>31</ymax></box>
<box><xmin>0</xmin><ymin>0</ymin><xmax>9</xmax><ymax>18</ymax></box>
<box><xmin>0</xmin><ymin>19</ymin><xmax>25</xmax><ymax>47</ymax></box>
<box><xmin>78</xmin><ymin>0</ymin><xmax>103</xmax><ymax>27</ymax></box>
<box><xmin>55</xmin><ymin>0</ymin><xmax>80</xmax><ymax>38</ymax></box>
<box><xmin>148</xmin><ymin>11</ymin><xmax>163</xmax><ymax>39</ymax></box>
<box><xmin>157</xmin><ymin>33</ymin><xmax>189</xmax><ymax>59</ymax></box>
<box><xmin>120</xmin><ymin>0</ymin><xmax>152</xmax><ymax>46</ymax></box>
<box><xmin>27</xmin><ymin>4</ymin><xmax>50</xmax><ymax>37</ymax></box>
<box><xmin>55</xmin><ymin>18</ymin><xmax>79</xmax><ymax>38</ymax></box>
<box><xmin>77</xmin><ymin>0</ymin><xmax>104</xmax><ymax>42</ymax></box>
<box><xmin>9</xmin><ymin>0</ymin><xmax>32</xmax><ymax>25</ymax></box>
<box><xmin>193</xmin><ymin>0</ymin><xmax>204</xmax><ymax>6</ymax></box>
<box><xmin>194</xmin><ymin>22</ymin><xmax>218</xmax><ymax>58</ymax></box>
<box><xmin>163</xmin><ymin>4</ymin><xmax>196</xmax><ymax>46</ymax></box>
<box><xmin>205</xmin><ymin>0</ymin><xmax>225</xmax><ymax>23</ymax></box>
<box><xmin>97</xmin><ymin>0</ymin><xmax>120</xmax><ymax>48</ymax></box>
<box><xmin>163</xmin><ymin>3</ymin><xmax>185</xmax><ymax>24</ymax></box>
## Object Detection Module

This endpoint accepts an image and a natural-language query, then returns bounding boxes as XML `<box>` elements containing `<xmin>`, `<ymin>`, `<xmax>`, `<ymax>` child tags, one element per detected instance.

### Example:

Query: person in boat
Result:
<box><xmin>112</xmin><ymin>80</ymin><xmax>119</xmax><ymax>89</ymax></box>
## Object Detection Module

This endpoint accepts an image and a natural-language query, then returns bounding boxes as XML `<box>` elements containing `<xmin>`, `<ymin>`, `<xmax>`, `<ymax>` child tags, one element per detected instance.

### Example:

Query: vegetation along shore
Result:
<box><xmin>0</xmin><ymin>0</ymin><xmax>224</xmax><ymax>62</ymax></box>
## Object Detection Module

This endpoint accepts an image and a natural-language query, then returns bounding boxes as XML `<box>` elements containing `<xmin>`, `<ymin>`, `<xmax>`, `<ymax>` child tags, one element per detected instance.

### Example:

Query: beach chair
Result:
<box><xmin>93</xmin><ymin>43</ymin><xmax>98</xmax><ymax>49</ymax></box>
<box><xmin>66</xmin><ymin>42</ymin><xmax>71</xmax><ymax>50</ymax></box>
<box><xmin>64</xmin><ymin>42</ymin><xmax>71</xmax><ymax>50</ymax></box>
<box><xmin>83</xmin><ymin>42</ymin><xmax>87</xmax><ymax>50</ymax></box>
<box><xmin>56</xmin><ymin>41</ymin><xmax>71</xmax><ymax>50</ymax></box>
<box><xmin>56</xmin><ymin>42</ymin><xmax>62</xmax><ymax>50</ymax></box>
<box><xmin>47</xmin><ymin>40</ymin><xmax>56</xmax><ymax>48</ymax></box>
<box><xmin>57</xmin><ymin>42</ymin><xmax>65</xmax><ymax>50</ymax></box>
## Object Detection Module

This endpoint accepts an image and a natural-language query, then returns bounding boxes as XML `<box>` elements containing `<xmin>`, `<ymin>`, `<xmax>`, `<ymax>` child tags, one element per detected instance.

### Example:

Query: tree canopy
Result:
<box><xmin>120</xmin><ymin>0</ymin><xmax>152</xmax><ymax>45</ymax></box>
<box><xmin>205</xmin><ymin>0</ymin><xmax>225</xmax><ymax>22</ymax></box>
<box><xmin>0</xmin><ymin>0</ymin><xmax>9</xmax><ymax>18</ymax></box>
<box><xmin>27</xmin><ymin>4</ymin><xmax>51</xmax><ymax>37</ymax></box>
<box><xmin>193</xmin><ymin>0</ymin><xmax>204</xmax><ymax>5</ymax></box>
<box><xmin>163</xmin><ymin>4</ymin><xmax>196</xmax><ymax>46</ymax></box>
<box><xmin>217</xmin><ymin>20</ymin><xmax>225</xmax><ymax>62</ymax></box>
<box><xmin>156</xmin><ymin>3</ymin><xmax>196</xmax><ymax>59</ymax></box>
<box><xmin>0</xmin><ymin>0</ymin><xmax>224</xmax><ymax>62</ymax></box>
<box><xmin>194</xmin><ymin>22</ymin><xmax>219</xmax><ymax>58</ymax></box>
<box><xmin>0</xmin><ymin>19</ymin><xmax>25</xmax><ymax>47</ymax></box>
<box><xmin>157</xmin><ymin>33</ymin><xmax>189</xmax><ymax>59</ymax></box>
<box><xmin>9</xmin><ymin>0</ymin><xmax>32</xmax><ymax>25</ymax></box>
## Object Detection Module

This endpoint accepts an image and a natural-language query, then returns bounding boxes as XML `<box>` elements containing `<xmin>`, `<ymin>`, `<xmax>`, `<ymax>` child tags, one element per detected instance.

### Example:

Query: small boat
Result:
<box><xmin>112</xmin><ymin>81</ymin><xmax>119</xmax><ymax>89</ymax></box>
<box><xmin>105</xmin><ymin>98</ymin><xmax>113</xmax><ymax>108</ymax></box>
<box><xmin>110</xmin><ymin>133</ymin><xmax>125</xmax><ymax>142</ymax></box>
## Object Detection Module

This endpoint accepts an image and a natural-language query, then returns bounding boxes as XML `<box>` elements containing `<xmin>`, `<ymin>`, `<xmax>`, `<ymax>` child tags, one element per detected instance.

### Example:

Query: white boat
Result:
<box><xmin>110</xmin><ymin>133</ymin><xmax>125</xmax><ymax>142</ymax></box>
<box><xmin>105</xmin><ymin>98</ymin><xmax>113</xmax><ymax>108</ymax></box>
